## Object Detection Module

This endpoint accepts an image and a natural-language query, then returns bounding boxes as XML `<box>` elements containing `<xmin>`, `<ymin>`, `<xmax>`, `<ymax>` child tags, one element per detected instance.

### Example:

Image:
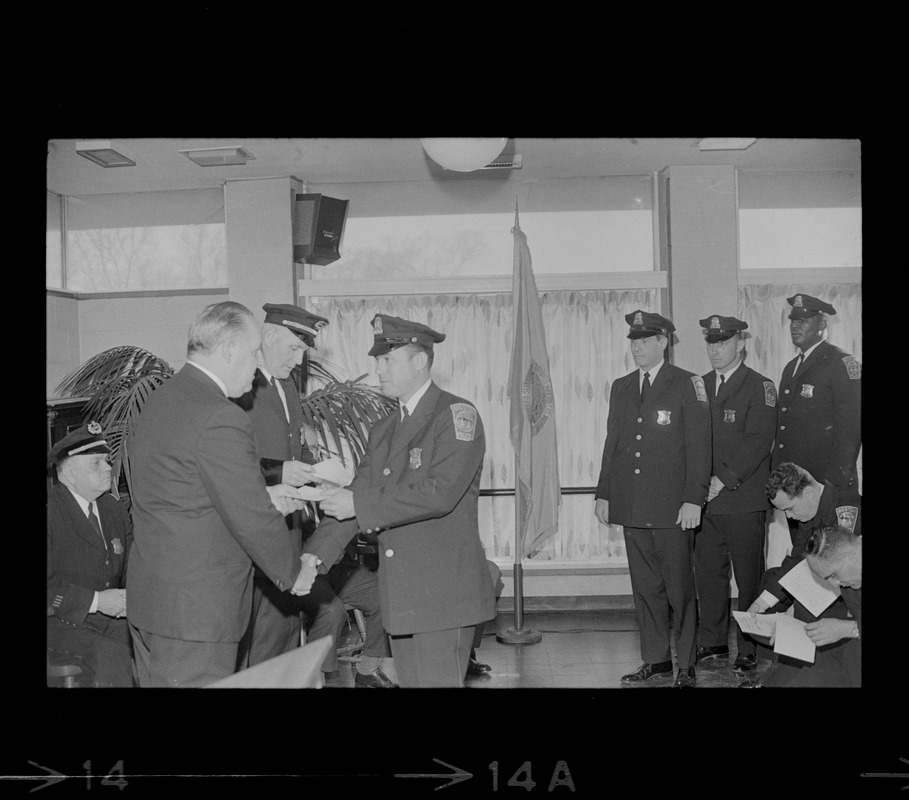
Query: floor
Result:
<box><xmin>324</xmin><ymin>608</ymin><xmax>774</xmax><ymax>688</ymax></box>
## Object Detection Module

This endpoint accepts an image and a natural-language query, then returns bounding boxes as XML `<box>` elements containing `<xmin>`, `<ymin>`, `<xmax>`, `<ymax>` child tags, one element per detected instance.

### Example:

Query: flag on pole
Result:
<box><xmin>509</xmin><ymin>207</ymin><xmax>560</xmax><ymax>557</ymax></box>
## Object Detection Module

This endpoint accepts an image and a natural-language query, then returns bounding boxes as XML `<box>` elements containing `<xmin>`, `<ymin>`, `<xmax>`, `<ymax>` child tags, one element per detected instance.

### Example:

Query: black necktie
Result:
<box><xmin>718</xmin><ymin>373</ymin><xmax>725</xmax><ymax>395</ymax></box>
<box><xmin>401</xmin><ymin>405</ymin><xmax>409</xmax><ymax>421</ymax></box>
<box><xmin>793</xmin><ymin>354</ymin><xmax>804</xmax><ymax>377</ymax></box>
<box><xmin>87</xmin><ymin>503</ymin><xmax>107</xmax><ymax>551</ymax></box>
<box><xmin>640</xmin><ymin>372</ymin><xmax>651</xmax><ymax>404</ymax></box>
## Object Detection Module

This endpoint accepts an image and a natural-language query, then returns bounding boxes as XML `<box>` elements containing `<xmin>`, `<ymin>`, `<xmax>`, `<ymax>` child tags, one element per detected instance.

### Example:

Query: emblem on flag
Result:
<box><xmin>521</xmin><ymin>360</ymin><xmax>555</xmax><ymax>436</ymax></box>
<box><xmin>801</xmin><ymin>384</ymin><xmax>814</xmax><ymax>398</ymax></box>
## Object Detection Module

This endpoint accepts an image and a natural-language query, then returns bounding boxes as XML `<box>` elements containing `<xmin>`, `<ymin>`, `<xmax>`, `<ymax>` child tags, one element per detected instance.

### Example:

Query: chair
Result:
<box><xmin>206</xmin><ymin>635</ymin><xmax>333</xmax><ymax>688</ymax></box>
<box><xmin>336</xmin><ymin>606</ymin><xmax>368</xmax><ymax>662</ymax></box>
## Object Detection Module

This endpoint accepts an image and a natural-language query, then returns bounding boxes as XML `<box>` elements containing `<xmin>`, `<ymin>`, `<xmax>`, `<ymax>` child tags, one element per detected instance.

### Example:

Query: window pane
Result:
<box><xmin>46</xmin><ymin>191</ymin><xmax>63</xmax><ymax>288</ymax></box>
<box><xmin>64</xmin><ymin>189</ymin><xmax>227</xmax><ymax>292</ymax></box>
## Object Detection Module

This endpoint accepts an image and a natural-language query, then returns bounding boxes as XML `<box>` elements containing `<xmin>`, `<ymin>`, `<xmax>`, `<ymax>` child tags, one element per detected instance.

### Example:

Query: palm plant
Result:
<box><xmin>54</xmin><ymin>345</ymin><xmax>395</xmax><ymax>498</ymax></box>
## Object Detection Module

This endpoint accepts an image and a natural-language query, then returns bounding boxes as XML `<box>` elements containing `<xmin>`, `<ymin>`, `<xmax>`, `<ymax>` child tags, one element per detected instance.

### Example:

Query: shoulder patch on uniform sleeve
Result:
<box><xmin>763</xmin><ymin>381</ymin><xmax>777</xmax><ymax>407</ymax></box>
<box><xmin>836</xmin><ymin>505</ymin><xmax>858</xmax><ymax>532</ymax></box>
<box><xmin>691</xmin><ymin>375</ymin><xmax>708</xmax><ymax>402</ymax></box>
<box><xmin>842</xmin><ymin>355</ymin><xmax>861</xmax><ymax>380</ymax></box>
<box><xmin>450</xmin><ymin>403</ymin><xmax>477</xmax><ymax>441</ymax></box>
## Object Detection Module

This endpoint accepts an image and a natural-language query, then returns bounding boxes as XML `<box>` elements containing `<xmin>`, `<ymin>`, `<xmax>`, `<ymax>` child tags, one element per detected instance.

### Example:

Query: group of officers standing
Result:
<box><xmin>595</xmin><ymin>294</ymin><xmax>861</xmax><ymax>687</ymax></box>
<box><xmin>47</xmin><ymin>290</ymin><xmax>860</xmax><ymax>689</ymax></box>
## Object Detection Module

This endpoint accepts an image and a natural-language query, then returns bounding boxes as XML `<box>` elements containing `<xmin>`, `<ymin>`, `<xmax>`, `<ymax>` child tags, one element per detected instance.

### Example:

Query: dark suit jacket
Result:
<box><xmin>47</xmin><ymin>484</ymin><xmax>132</xmax><ymax>626</ymax></box>
<box><xmin>771</xmin><ymin>340</ymin><xmax>861</xmax><ymax>488</ymax></box>
<box><xmin>702</xmin><ymin>364</ymin><xmax>776</xmax><ymax>515</ymax></box>
<box><xmin>596</xmin><ymin>362</ymin><xmax>712</xmax><ymax>527</ymax></box>
<box><xmin>235</xmin><ymin>369</ymin><xmax>308</xmax><ymax>563</ymax></box>
<box><xmin>126</xmin><ymin>364</ymin><xmax>301</xmax><ymax>643</ymax></box>
<box><xmin>303</xmin><ymin>382</ymin><xmax>495</xmax><ymax>636</ymax></box>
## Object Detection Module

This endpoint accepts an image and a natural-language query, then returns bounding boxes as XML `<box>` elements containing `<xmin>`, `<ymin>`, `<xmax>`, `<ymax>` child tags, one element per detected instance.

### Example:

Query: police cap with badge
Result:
<box><xmin>699</xmin><ymin>314</ymin><xmax>748</xmax><ymax>343</ymax></box>
<box><xmin>368</xmin><ymin>314</ymin><xmax>446</xmax><ymax>356</ymax></box>
<box><xmin>48</xmin><ymin>421</ymin><xmax>110</xmax><ymax>467</ymax></box>
<box><xmin>625</xmin><ymin>310</ymin><xmax>675</xmax><ymax>339</ymax></box>
<box><xmin>786</xmin><ymin>294</ymin><xmax>836</xmax><ymax>320</ymax></box>
<box><xmin>263</xmin><ymin>303</ymin><xmax>329</xmax><ymax>348</ymax></box>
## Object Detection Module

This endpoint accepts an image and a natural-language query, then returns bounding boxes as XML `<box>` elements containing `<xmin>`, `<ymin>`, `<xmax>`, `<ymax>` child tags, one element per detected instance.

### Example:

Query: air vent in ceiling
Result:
<box><xmin>479</xmin><ymin>154</ymin><xmax>523</xmax><ymax>170</ymax></box>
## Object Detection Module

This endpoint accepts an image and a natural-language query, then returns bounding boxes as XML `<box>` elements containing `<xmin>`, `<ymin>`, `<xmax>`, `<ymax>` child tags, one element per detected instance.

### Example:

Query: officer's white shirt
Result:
<box><xmin>401</xmin><ymin>378</ymin><xmax>432</xmax><ymax>420</ymax></box>
<box><xmin>639</xmin><ymin>359</ymin><xmax>664</xmax><ymax>391</ymax></box>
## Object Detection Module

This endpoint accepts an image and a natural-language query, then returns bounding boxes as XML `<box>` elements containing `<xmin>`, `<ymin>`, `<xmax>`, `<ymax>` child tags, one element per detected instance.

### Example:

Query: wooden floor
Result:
<box><xmin>325</xmin><ymin>608</ymin><xmax>774</xmax><ymax>688</ymax></box>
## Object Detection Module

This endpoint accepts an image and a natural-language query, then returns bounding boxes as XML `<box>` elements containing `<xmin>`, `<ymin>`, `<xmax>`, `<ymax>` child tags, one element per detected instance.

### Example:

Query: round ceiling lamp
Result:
<box><xmin>420</xmin><ymin>138</ymin><xmax>508</xmax><ymax>172</ymax></box>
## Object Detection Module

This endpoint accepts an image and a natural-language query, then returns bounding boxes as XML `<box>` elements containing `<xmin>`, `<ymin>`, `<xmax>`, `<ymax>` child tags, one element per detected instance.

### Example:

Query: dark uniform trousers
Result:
<box><xmin>302</xmin><ymin>560</ymin><xmax>389</xmax><ymax>673</ymax></box>
<box><xmin>624</xmin><ymin>527</ymin><xmax>697</xmax><ymax>668</ymax></box>
<box><xmin>390</xmin><ymin>626</ymin><xmax>475</xmax><ymax>688</ymax></box>
<box><xmin>48</xmin><ymin>615</ymin><xmax>134</xmax><ymax>688</ymax></box>
<box><xmin>696</xmin><ymin>511</ymin><xmax>765</xmax><ymax>656</ymax></box>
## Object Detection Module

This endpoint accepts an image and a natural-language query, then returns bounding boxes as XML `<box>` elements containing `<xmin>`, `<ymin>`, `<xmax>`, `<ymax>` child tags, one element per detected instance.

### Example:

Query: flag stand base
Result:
<box><xmin>496</xmin><ymin>627</ymin><xmax>543</xmax><ymax>646</ymax></box>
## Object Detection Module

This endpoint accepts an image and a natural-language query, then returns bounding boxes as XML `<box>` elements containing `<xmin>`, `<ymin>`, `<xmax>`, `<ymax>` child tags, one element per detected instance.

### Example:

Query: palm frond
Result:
<box><xmin>55</xmin><ymin>346</ymin><xmax>173</xmax><ymax>397</ymax></box>
<box><xmin>300</xmin><ymin>379</ymin><xmax>395</xmax><ymax>467</ymax></box>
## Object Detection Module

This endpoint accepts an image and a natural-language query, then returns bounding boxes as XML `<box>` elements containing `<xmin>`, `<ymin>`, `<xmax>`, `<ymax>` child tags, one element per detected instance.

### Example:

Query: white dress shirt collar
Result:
<box><xmin>186</xmin><ymin>360</ymin><xmax>228</xmax><ymax>396</ymax></box>
<box><xmin>401</xmin><ymin>379</ymin><xmax>432</xmax><ymax>419</ymax></box>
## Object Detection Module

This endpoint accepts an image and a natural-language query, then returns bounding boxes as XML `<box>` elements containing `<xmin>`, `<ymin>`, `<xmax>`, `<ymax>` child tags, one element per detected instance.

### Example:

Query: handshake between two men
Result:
<box><xmin>264</xmin><ymin>455</ymin><xmax>358</xmax><ymax>597</ymax></box>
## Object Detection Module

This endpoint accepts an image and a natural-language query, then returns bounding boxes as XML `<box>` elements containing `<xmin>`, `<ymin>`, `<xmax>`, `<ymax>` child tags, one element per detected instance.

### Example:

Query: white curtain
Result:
<box><xmin>738</xmin><ymin>282</ymin><xmax>862</xmax><ymax>567</ymax></box>
<box><xmin>310</xmin><ymin>288</ymin><xmax>659</xmax><ymax>564</ymax></box>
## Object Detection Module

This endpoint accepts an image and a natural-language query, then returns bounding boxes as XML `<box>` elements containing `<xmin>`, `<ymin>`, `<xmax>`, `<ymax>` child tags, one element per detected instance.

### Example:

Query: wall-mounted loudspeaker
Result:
<box><xmin>293</xmin><ymin>193</ymin><xmax>349</xmax><ymax>265</ymax></box>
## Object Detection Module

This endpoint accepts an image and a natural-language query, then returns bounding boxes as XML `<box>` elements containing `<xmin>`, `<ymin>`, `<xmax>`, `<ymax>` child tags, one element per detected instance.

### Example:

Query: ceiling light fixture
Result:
<box><xmin>421</xmin><ymin>138</ymin><xmax>509</xmax><ymax>172</ymax></box>
<box><xmin>179</xmin><ymin>145</ymin><xmax>255</xmax><ymax>167</ymax></box>
<box><xmin>75</xmin><ymin>140</ymin><xmax>136</xmax><ymax>168</ymax></box>
<box><xmin>695</xmin><ymin>138</ymin><xmax>757</xmax><ymax>151</ymax></box>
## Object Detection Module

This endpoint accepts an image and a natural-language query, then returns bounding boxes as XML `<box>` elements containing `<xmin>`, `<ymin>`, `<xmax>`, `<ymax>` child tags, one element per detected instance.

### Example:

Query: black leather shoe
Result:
<box><xmin>620</xmin><ymin>661</ymin><xmax>674</xmax><ymax>683</ymax></box>
<box><xmin>467</xmin><ymin>655</ymin><xmax>492</xmax><ymax>676</ymax></box>
<box><xmin>354</xmin><ymin>667</ymin><xmax>398</xmax><ymax>688</ymax></box>
<box><xmin>696</xmin><ymin>644</ymin><xmax>729</xmax><ymax>663</ymax></box>
<box><xmin>673</xmin><ymin>666</ymin><xmax>696</xmax><ymax>688</ymax></box>
<box><xmin>732</xmin><ymin>653</ymin><xmax>757</xmax><ymax>673</ymax></box>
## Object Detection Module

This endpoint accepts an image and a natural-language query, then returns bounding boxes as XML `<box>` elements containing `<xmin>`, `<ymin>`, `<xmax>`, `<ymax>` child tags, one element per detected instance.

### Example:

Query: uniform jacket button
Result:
<box><xmin>637</xmin><ymin>417</ymin><xmax>643</xmax><ymax>423</ymax></box>
<box><xmin>385</xmin><ymin>548</ymin><xmax>394</xmax><ymax>557</ymax></box>
<box><xmin>634</xmin><ymin>468</ymin><xmax>641</xmax><ymax>474</ymax></box>
<box><xmin>635</xmin><ymin>452</ymin><xmax>641</xmax><ymax>457</ymax></box>
<box><xmin>636</xmin><ymin>434</ymin><xmax>642</xmax><ymax>440</ymax></box>
<box><xmin>383</xmin><ymin>468</ymin><xmax>391</xmax><ymax>476</ymax></box>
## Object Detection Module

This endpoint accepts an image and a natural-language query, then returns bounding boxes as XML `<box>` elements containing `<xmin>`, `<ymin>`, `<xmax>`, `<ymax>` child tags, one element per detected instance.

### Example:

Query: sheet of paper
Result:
<box><xmin>778</xmin><ymin>558</ymin><xmax>841</xmax><ymax>618</ymax></box>
<box><xmin>311</xmin><ymin>456</ymin><xmax>354</xmax><ymax>488</ymax></box>
<box><xmin>773</xmin><ymin>614</ymin><xmax>816</xmax><ymax>663</ymax></box>
<box><xmin>732</xmin><ymin>610</ymin><xmax>777</xmax><ymax>638</ymax></box>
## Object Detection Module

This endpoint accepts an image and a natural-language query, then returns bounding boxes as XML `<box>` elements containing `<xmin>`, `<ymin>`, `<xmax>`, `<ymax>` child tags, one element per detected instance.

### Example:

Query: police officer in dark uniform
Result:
<box><xmin>47</xmin><ymin>423</ymin><xmax>135</xmax><ymax>686</ymax></box>
<box><xmin>595</xmin><ymin>311</ymin><xmax>712</xmax><ymax>688</ymax></box>
<box><xmin>771</xmin><ymin>294</ymin><xmax>861</xmax><ymax>489</ymax></box>
<box><xmin>694</xmin><ymin>315</ymin><xmax>777</xmax><ymax>675</ymax></box>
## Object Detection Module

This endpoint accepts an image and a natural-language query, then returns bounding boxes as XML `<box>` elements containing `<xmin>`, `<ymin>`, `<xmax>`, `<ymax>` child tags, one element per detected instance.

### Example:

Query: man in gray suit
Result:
<box><xmin>126</xmin><ymin>301</ymin><xmax>318</xmax><ymax>687</ymax></box>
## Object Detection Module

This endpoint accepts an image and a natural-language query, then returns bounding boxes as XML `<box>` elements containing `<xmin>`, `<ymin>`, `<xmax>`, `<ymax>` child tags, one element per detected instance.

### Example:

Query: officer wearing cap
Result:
<box><xmin>47</xmin><ymin>422</ymin><xmax>135</xmax><ymax>686</ymax></box>
<box><xmin>594</xmin><ymin>310</ymin><xmax>711</xmax><ymax>687</ymax></box>
<box><xmin>694</xmin><ymin>315</ymin><xmax>777</xmax><ymax>675</ymax></box>
<box><xmin>302</xmin><ymin>314</ymin><xmax>495</xmax><ymax>687</ymax></box>
<box><xmin>771</xmin><ymin>294</ymin><xmax>861</xmax><ymax>489</ymax></box>
<box><xmin>233</xmin><ymin>303</ymin><xmax>327</xmax><ymax>669</ymax></box>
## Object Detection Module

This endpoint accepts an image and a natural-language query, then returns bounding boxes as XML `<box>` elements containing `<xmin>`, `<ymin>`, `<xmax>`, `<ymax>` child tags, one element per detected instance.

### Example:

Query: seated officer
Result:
<box><xmin>47</xmin><ymin>423</ymin><xmax>135</xmax><ymax>687</ymax></box>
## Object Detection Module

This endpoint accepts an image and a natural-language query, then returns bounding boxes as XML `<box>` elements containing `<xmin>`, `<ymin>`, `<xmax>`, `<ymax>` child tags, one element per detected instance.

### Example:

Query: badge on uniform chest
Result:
<box><xmin>409</xmin><ymin>448</ymin><xmax>423</xmax><ymax>470</ymax></box>
<box><xmin>657</xmin><ymin>410</ymin><xmax>671</xmax><ymax>425</ymax></box>
<box><xmin>800</xmin><ymin>384</ymin><xmax>814</xmax><ymax>398</ymax></box>
<box><xmin>723</xmin><ymin>409</ymin><xmax>736</xmax><ymax>423</ymax></box>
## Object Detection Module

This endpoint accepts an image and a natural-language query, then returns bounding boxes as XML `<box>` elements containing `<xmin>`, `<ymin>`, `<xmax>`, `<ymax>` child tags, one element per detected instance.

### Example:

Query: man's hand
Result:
<box><xmin>291</xmin><ymin>553</ymin><xmax>322</xmax><ymax>596</ymax></box>
<box><xmin>677</xmin><ymin>502</ymin><xmax>702</xmax><ymax>530</ymax></box>
<box><xmin>97</xmin><ymin>588</ymin><xmax>127</xmax><ymax>619</ymax></box>
<box><xmin>746</xmin><ymin>597</ymin><xmax>771</xmax><ymax>615</ymax></box>
<box><xmin>594</xmin><ymin>498</ymin><xmax>610</xmax><ymax>526</ymax></box>
<box><xmin>281</xmin><ymin>460</ymin><xmax>317</xmax><ymax>487</ymax></box>
<box><xmin>319</xmin><ymin>487</ymin><xmax>356</xmax><ymax>521</ymax></box>
<box><xmin>706</xmin><ymin>475</ymin><xmax>725</xmax><ymax>502</ymax></box>
<box><xmin>804</xmin><ymin>618</ymin><xmax>855</xmax><ymax>647</ymax></box>
<box><xmin>267</xmin><ymin>484</ymin><xmax>306</xmax><ymax>517</ymax></box>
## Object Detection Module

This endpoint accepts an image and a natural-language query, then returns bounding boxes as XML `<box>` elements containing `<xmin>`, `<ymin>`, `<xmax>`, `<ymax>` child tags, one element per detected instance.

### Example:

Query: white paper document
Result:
<box><xmin>772</xmin><ymin>614</ymin><xmax>816</xmax><ymax>663</ymax></box>
<box><xmin>778</xmin><ymin>558</ymin><xmax>841</xmax><ymax>618</ymax></box>
<box><xmin>311</xmin><ymin>456</ymin><xmax>354</xmax><ymax>488</ymax></box>
<box><xmin>732</xmin><ymin>610</ymin><xmax>777</xmax><ymax>638</ymax></box>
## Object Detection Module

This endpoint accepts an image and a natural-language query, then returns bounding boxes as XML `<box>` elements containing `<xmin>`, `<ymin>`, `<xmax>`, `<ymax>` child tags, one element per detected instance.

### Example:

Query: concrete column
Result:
<box><xmin>661</xmin><ymin>165</ymin><xmax>739</xmax><ymax>374</ymax></box>
<box><xmin>225</xmin><ymin>177</ymin><xmax>298</xmax><ymax>320</ymax></box>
